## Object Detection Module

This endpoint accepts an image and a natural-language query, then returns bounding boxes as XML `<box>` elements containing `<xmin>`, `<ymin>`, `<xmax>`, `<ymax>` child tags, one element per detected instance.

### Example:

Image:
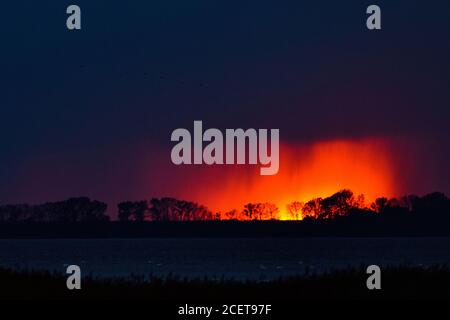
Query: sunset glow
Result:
<box><xmin>176</xmin><ymin>138</ymin><xmax>397</xmax><ymax>219</ymax></box>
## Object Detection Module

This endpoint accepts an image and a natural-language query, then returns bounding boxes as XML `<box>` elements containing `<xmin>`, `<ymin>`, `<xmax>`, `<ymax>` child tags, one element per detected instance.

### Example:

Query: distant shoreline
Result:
<box><xmin>1</xmin><ymin>219</ymin><xmax>450</xmax><ymax>238</ymax></box>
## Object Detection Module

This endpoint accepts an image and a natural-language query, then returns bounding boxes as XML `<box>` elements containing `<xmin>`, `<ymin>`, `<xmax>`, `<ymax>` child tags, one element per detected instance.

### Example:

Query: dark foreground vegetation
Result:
<box><xmin>0</xmin><ymin>265</ymin><xmax>449</xmax><ymax>300</ymax></box>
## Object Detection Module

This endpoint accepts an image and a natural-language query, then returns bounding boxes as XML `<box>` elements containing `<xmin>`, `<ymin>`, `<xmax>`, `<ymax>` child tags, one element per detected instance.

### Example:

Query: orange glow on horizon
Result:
<box><xmin>167</xmin><ymin>138</ymin><xmax>397</xmax><ymax>220</ymax></box>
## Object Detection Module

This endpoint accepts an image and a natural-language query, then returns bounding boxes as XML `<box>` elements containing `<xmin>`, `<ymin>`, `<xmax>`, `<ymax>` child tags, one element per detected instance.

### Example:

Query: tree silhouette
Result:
<box><xmin>302</xmin><ymin>198</ymin><xmax>323</xmax><ymax>219</ymax></box>
<box><xmin>320</xmin><ymin>189</ymin><xmax>357</xmax><ymax>219</ymax></box>
<box><xmin>287</xmin><ymin>201</ymin><xmax>304</xmax><ymax>220</ymax></box>
<box><xmin>118</xmin><ymin>201</ymin><xmax>148</xmax><ymax>222</ymax></box>
<box><xmin>243</xmin><ymin>203</ymin><xmax>258</xmax><ymax>220</ymax></box>
<box><xmin>148</xmin><ymin>198</ymin><xmax>213</xmax><ymax>221</ymax></box>
<box><xmin>370</xmin><ymin>197</ymin><xmax>388</xmax><ymax>213</ymax></box>
<box><xmin>224</xmin><ymin>209</ymin><xmax>238</xmax><ymax>220</ymax></box>
<box><xmin>261</xmin><ymin>202</ymin><xmax>280</xmax><ymax>220</ymax></box>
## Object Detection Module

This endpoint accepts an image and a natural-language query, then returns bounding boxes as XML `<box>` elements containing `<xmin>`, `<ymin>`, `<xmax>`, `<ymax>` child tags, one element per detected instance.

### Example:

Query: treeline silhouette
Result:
<box><xmin>1</xmin><ymin>189</ymin><xmax>449</xmax><ymax>224</ymax></box>
<box><xmin>118</xmin><ymin>198</ymin><xmax>216</xmax><ymax>221</ymax></box>
<box><xmin>116</xmin><ymin>189</ymin><xmax>450</xmax><ymax>222</ymax></box>
<box><xmin>0</xmin><ymin>197</ymin><xmax>109</xmax><ymax>223</ymax></box>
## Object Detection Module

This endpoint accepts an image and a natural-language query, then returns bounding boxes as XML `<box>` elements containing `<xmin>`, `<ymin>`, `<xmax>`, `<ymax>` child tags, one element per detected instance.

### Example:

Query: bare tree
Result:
<box><xmin>287</xmin><ymin>201</ymin><xmax>304</xmax><ymax>220</ymax></box>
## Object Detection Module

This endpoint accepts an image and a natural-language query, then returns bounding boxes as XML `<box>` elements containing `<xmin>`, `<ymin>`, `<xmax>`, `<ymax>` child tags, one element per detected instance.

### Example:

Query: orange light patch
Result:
<box><xmin>166</xmin><ymin>138</ymin><xmax>397</xmax><ymax>220</ymax></box>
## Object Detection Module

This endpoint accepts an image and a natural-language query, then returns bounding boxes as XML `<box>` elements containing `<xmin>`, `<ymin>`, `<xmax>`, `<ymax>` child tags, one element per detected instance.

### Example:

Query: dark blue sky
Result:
<box><xmin>1</xmin><ymin>1</ymin><xmax>449</xmax><ymax>211</ymax></box>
